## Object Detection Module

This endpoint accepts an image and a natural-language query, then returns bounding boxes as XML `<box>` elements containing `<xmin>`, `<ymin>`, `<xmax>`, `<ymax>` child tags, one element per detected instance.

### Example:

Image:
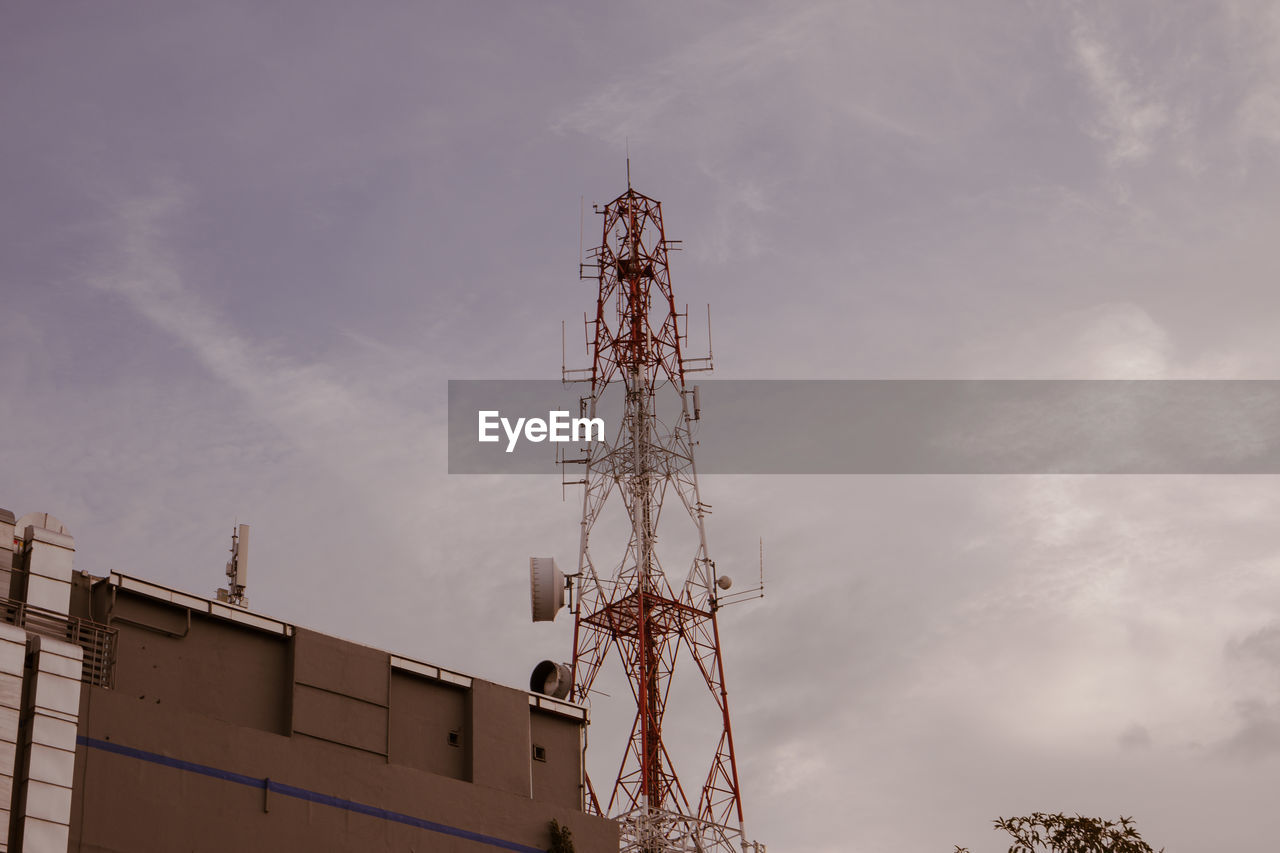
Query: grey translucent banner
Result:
<box><xmin>448</xmin><ymin>380</ymin><xmax>1280</xmax><ymax>474</ymax></box>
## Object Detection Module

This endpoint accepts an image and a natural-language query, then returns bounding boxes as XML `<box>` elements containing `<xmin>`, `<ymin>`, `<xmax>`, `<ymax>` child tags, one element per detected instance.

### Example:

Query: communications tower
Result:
<box><xmin>540</xmin><ymin>176</ymin><xmax>764</xmax><ymax>853</ymax></box>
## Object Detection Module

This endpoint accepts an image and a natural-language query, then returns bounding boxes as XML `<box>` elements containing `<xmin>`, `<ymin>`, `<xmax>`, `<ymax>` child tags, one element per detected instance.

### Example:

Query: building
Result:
<box><xmin>0</xmin><ymin>506</ymin><xmax>616</xmax><ymax>852</ymax></box>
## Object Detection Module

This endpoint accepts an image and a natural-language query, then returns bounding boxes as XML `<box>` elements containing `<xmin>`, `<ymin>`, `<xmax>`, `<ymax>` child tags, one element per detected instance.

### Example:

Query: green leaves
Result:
<box><xmin>956</xmin><ymin>812</ymin><xmax>1162</xmax><ymax>853</ymax></box>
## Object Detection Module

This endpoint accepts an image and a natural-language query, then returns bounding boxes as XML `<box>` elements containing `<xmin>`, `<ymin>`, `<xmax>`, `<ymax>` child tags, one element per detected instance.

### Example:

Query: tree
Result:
<box><xmin>547</xmin><ymin>818</ymin><xmax>575</xmax><ymax>853</ymax></box>
<box><xmin>954</xmin><ymin>812</ymin><xmax>1163</xmax><ymax>853</ymax></box>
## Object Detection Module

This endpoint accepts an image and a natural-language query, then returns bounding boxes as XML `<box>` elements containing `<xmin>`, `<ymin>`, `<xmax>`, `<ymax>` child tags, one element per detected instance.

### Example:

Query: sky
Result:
<box><xmin>4</xmin><ymin>1</ymin><xmax>1280</xmax><ymax>850</ymax></box>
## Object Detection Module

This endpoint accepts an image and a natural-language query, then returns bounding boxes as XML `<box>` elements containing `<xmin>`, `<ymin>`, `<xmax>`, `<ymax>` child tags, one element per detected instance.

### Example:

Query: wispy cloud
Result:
<box><xmin>1070</xmin><ymin>14</ymin><xmax>1170</xmax><ymax>166</ymax></box>
<box><xmin>1231</xmin><ymin>0</ymin><xmax>1280</xmax><ymax>147</ymax></box>
<box><xmin>554</xmin><ymin>6</ymin><xmax>825</xmax><ymax>145</ymax></box>
<box><xmin>87</xmin><ymin>184</ymin><xmax>435</xmax><ymax>503</ymax></box>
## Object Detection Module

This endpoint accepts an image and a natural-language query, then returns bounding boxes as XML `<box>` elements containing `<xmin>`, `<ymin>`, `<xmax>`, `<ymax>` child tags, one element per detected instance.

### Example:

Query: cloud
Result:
<box><xmin>1219</xmin><ymin>699</ymin><xmax>1280</xmax><ymax>760</ymax></box>
<box><xmin>1228</xmin><ymin>621</ymin><xmax>1280</xmax><ymax>669</ymax></box>
<box><xmin>1060</xmin><ymin>304</ymin><xmax>1173</xmax><ymax>378</ymax></box>
<box><xmin>1069</xmin><ymin>14</ymin><xmax>1170</xmax><ymax>166</ymax></box>
<box><xmin>1218</xmin><ymin>619</ymin><xmax>1280</xmax><ymax>760</ymax></box>
<box><xmin>1119</xmin><ymin>722</ymin><xmax>1153</xmax><ymax>750</ymax></box>
<box><xmin>74</xmin><ymin>185</ymin><xmax>470</xmax><ymax>619</ymax></box>
<box><xmin>553</xmin><ymin>6</ymin><xmax>827</xmax><ymax>145</ymax></box>
<box><xmin>1231</xmin><ymin>0</ymin><xmax>1280</xmax><ymax>147</ymax></box>
<box><xmin>87</xmin><ymin>185</ymin><xmax>430</xmax><ymax>477</ymax></box>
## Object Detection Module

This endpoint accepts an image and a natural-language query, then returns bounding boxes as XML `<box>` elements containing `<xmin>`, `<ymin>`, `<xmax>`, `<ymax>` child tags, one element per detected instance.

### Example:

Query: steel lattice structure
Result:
<box><xmin>563</xmin><ymin>180</ymin><xmax>763</xmax><ymax>853</ymax></box>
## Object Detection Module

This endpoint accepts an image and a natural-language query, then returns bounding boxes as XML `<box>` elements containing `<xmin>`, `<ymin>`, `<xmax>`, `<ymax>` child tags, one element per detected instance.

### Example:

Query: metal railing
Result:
<box><xmin>0</xmin><ymin>597</ymin><xmax>117</xmax><ymax>688</ymax></box>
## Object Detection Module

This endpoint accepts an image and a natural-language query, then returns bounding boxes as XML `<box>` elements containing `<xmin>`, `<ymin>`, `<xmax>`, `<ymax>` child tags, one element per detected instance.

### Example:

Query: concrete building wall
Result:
<box><xmin>388</xmin><ymin>670</ymin><xmax>469</xmax><ymax>780</ymax></box>
<box><xmin>0</xmin><ymin>511</ymin><xmax>15</xmax><ymax>602</ymax></box>
<box><xmin>291</xmin><ymin>627</ymin><xmax>390</xmax><ymax>755</ymax></box>
<box><xmin>12</xmin><ymin>635</ymin><xmax>83</xmax><ymax>852</ymax></box>
<box><xmin>71</xmin><ymin>582</ymin><xmax>615</xmax><ymax>851</ymax></box>
<box><xmin>0</xmin><ymin>623</ymin><xmax>28</xmax><ymax>850</ymax></box>
<box><xmin>1</xmin><ymin>504</ymin><xmax>617</xmax><ymax>852</ymax></box>
<box><xmin>71</xmin><ymin>688</ymin><xmax>613</xmax><ymax>853</ymax></box>
<box><xmin>97</xmin><ymin>591</ymin><xmax>291</xmax><ymax>736</ymax></box>
<box><xmin>531</xmin><ymin>707</ymin><xmax>585</xmax><ymax>811</ymax></box>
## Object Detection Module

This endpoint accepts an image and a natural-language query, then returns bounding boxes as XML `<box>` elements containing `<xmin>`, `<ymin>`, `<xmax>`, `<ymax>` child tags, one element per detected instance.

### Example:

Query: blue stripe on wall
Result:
<box><xmin>77</xmin><ymin>736</ymin><xmax>547</xmax><ymax>853</ymax></box>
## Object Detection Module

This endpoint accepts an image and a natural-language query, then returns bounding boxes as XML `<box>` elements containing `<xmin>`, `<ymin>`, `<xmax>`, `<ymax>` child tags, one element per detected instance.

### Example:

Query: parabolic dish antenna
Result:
<box><xmin>529</xmin><ymin>556</ymin><xmax>564</xmax><ymax>622</ymax></box>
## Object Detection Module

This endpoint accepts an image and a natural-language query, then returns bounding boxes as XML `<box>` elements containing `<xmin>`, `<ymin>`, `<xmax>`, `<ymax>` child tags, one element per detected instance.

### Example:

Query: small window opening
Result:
<box><xmin>448</xmin><ymin>730</ymin><xmax>461</xmax><ymax>747</ymax></box>
<box><xmin>532</xmin><ymin>744</ymin><xmax>547</xmax><ymax>762</ymax></box>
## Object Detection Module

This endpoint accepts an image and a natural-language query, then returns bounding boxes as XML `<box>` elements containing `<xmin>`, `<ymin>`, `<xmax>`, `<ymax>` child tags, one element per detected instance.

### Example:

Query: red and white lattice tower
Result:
<box><xmin>561</xmin><ymin>177</ymin><xmax>763</xmax><ymax>853</ymax></box>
